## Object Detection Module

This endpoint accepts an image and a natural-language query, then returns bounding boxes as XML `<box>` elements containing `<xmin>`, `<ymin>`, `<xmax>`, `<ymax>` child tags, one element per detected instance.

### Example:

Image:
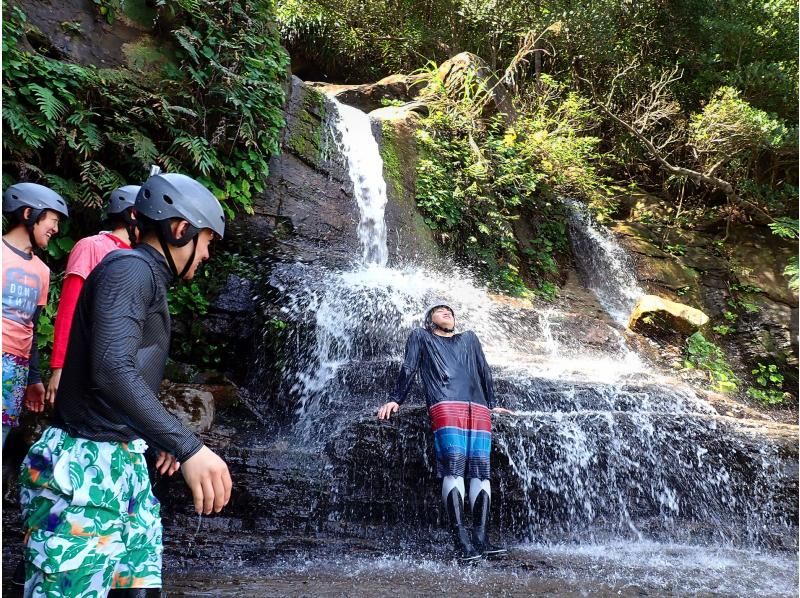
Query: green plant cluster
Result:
<box><xmin>415</xmin><ymin>72</ymin><xmax>605</xmax><ymax>296</ymax></box>
<box><xmin>683</xmin><ymin>331</ymin><xmax>739</xmax><ymax>393</ymax></box>
<box><xmin>3</xmin><ymin>1</ymin><xmax>288</xmax><ymax>227</ymax></box>
<box><xmin>277</xmin><ymin>0</ymin><xmax>797</xmax><ymax>122</ymax></box>
<box><xmin>746</xmin><ymin>363</ymin><xmax>788</xmax><ymax>405</ymax></box>
<box><xmin>3</xmin><ymin>1</ymin><xmax>288</xmax><ymax>372</ymax></box>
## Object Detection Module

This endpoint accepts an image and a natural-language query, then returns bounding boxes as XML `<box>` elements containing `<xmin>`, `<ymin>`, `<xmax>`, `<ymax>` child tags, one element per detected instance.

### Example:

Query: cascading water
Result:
<box><xmin>567</xmin><ymin>200</ymin><xmax>644</xmax><ymax>326</ymax></box>
<box><xmin>327</xmin><ymin>99</ymin><xmax>389</xmax><ymax>266</ymax></box>
<box><xmin>254</xmin><ymin>95</ymin><xmax>797</xmax><ymax>594</ymax></box>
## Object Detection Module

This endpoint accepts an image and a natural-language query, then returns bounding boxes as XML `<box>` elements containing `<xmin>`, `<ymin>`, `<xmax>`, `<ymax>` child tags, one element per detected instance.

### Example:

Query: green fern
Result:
<box><xmin>28</xmin><ymin>84</ymin><xmax>68</xmax><ymax>122</ymax></box>
<box><xmin>128</xmin><ymin>131</ymin><xmax>159</xmax><ymax>167</ymax></box>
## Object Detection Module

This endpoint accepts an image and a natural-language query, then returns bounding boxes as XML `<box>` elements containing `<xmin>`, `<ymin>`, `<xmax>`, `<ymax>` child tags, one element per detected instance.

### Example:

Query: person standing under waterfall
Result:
<box><xmin>377</xmin><ymin>301</ymin><xmax>513</xmax><ymax>563</ymax></box>
<box><xmin>18</xmin><ymin>173</ymin><xmax>233</xmax><ymax>597</ymax></box>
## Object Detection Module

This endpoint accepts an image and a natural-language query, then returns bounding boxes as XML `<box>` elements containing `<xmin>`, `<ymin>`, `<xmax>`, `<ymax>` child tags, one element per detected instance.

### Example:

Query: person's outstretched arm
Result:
<box><xmin>24</xmin><ymin>307</ymin><xmax>45</xmax><ymax>413</ymax></box>
<box><xmin>47</xmin><ymin>273</ymin><xmax>85</xmax><ymax>405</ymax></box>
<box><xmin>378</xmin><ymin>329</ymin><xmax>423</xmax><ymax>419</ymax></box>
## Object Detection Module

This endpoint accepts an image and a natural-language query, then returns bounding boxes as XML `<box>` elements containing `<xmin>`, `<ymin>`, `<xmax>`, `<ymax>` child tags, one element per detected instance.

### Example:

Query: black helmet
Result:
<box><xmin>3</xmin><ymin>182</ymin><xmax>69</xmax><ymax>219</ymax></box>
<box><xmin>424</xmin><ymin>300</ymin><xmax>455</xmax><ymax>332</ymax></box>
<box><xmin>135</xmin><ymin>173</ymin><xmax>225</xmax><ymax>238</ymax></box>
<box><xmin>106</xmin><ymin>185</ymin><xmax>140</xmax><ymax>216</ymax></box>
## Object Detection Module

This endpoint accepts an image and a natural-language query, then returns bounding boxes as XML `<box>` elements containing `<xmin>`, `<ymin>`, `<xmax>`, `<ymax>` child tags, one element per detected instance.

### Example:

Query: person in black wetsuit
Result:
<box><xmin>18</xmin><ymin>173</ymin><xmax>233</xmax><ymax>597</ymax></box>
<box><xmin>378</xmin><ymin>301</ymin><xmax>513</xmax><ymax>563</ymax></box>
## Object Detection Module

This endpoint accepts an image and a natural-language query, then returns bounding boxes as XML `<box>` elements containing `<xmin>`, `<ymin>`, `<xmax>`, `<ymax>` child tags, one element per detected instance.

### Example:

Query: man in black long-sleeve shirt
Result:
<box><xmin>19</xmin><ymin>173</ymin><xmax>232</xmax><ymax>597</ymax></box>
<box><xmin>378</xmin><ymin>301</ymin><xmax>512</xmax><ymax>562</ymax></box>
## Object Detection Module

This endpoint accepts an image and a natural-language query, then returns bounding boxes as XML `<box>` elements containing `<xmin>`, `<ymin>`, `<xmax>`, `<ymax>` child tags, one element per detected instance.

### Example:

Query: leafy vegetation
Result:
<box><xmin>3</xmin><ymin>0</ymin><xmax>287</xmax><ymax>225</ymax></box>
<box><xmin>414</xmin><ymin>68</ymin><xmax>605</xmax><ymax>296</ymax></box>
<box><xmin>747</xmin><ymin>363</ymin><xmax>788</xmax><ymax>405</ymax></box>
<box><xmin>3</xmin><ymin>0</ymin><xmax>288</xmax><ymax>370</ymax></box>
<box><xmin>684</xmin><ymin>332</ymin><xmax>739</xmax><ymax>393</ymax></box>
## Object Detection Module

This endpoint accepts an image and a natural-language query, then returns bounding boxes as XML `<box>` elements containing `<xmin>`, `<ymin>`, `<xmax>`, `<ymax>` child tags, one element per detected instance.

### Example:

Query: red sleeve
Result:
<box><xmin>50</xmin><ymin>274</ymin><xmax>85</xmax><ymax>369</ymax></box>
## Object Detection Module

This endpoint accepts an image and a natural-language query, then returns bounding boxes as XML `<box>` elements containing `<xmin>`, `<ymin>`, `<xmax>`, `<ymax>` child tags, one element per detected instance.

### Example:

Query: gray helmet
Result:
<box><xmin>3</xmin><ymin>182</ymin><xmax>69</xmax><ymax>219</ymax></box>
<box><xmin>424</xmin><ymin>300</ymin><xmax>455</xmax><ymax>331</ymax></box>
<box><xmin>135</xmin><ymin>173</ymin><xmax>225</xmax><ymax>238</ymax></box>
<box><xmin>106</xmin><ymin>185</ymin><xmax>140</xmax><ymax>216</ymax></box>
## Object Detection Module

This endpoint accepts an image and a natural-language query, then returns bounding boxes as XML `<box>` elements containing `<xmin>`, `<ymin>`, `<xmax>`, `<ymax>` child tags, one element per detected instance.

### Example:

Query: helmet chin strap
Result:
<box><xmin>157</xmin><ymin>234</ymin><xmax>198</xmax><ymax>280</ymax></box>
<box><xmin>23</xmin><ymin>209</ymin><xmax>42</xmax><ymax>253</ymax></box>
<box><xmin>431</xmin><ymin>322</ymin><xmax>455</xmax><ymax>333</ymax></box>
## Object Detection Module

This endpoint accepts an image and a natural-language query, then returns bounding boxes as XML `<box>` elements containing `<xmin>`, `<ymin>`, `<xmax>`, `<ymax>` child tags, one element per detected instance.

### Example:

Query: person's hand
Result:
<box><xmin>181</xmin><ymin>446</ymin><xmax>232</xmax><ymax>515</ymax></box>
<box><xmin>24</xmin><ymin>383</ymin><xmax>46</xmax><ymax>413</ymax></box>
<box><xmin>45</xmin><ymin>368</ymin><xmax>62</xmax><ymax>407</ymax></box>
<box><xmin>491</xmin><ymin>407</ymin><xmax>514</xmax><ymax>415</ymax></box>
<box><xmin>155</xmin><ymin>451</ymin><xmax>180</xmax><ymax>476</ymax></box>
<box><xmin>377</xmin><ymin>401</ymin><xmax>400</xmax><ymax>420</ymax></box>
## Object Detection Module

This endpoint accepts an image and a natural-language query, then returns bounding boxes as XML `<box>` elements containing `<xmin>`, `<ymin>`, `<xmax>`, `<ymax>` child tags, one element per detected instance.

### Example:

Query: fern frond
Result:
<box><xmin>28</xmin><ymin>84</ymin><xmax>68</xmax><ymax>122</ymax></box>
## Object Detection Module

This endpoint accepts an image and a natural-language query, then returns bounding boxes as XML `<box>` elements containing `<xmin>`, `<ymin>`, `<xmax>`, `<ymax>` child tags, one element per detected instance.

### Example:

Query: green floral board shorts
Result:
<box><xmin>19</xmin><ymin>426</ymin><xmax>162</xmax><ymax>597</ymax></box>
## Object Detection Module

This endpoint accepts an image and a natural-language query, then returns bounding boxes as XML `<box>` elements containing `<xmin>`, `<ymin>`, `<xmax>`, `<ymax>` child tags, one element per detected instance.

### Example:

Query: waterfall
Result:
<box><xmin>327</xmin><ymin>99</ymin><xmax>389</xmax><ymax>266</ymax></box>
<box><xmin>256</xmin><ymin>95</ymin><xmax>796</xmax><ymax>566</ymax></box>
<box><xmin>566</xmin><ymin>200</ymin><xmax>644</xmax><ymax>326</ymax></box>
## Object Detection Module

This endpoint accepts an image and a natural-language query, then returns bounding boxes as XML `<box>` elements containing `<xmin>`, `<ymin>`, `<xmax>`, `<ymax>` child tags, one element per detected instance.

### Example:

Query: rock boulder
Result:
<box><xmin>629</xmin><ymin>294</ymin><xmax>710</xmax><ymax>336</ymax></box>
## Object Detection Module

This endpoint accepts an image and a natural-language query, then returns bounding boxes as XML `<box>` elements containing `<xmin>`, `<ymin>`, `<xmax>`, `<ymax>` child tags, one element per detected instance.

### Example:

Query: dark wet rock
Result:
<box><xmin>249</xmin><ymin>76</ymin><xmax>360</xmax><ymax>267</ymax></box>
<box><xmin>308</xmin><ymin>74</ymin><xmax>428</xmax><ymax>113</ymax></box>
<box><xmin>17</xmin><ymin>0</ymin><xmax>157</xmax><ymax>69</ymax></box>
<box><xmin>327</xmin><ymin>406</ymin><xmax>798</xmax><ymax>550</ymax></box>
<box><xmin>160</xmin><ymin>383</ymin><xmax>216</xmax><ymax>433</ymax></box>
<box><xmin>213</xmin><ymin>275</ymin><xmax>254</xmax><ymax>314</ymax></box>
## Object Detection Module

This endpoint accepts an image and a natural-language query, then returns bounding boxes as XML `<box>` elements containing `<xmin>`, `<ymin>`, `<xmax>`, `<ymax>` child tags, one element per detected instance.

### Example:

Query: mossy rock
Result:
<box><xmin>285</xmin><ymin>87</ymin><xmax>327</xmax><ymax>168</ymax></box>
<box><xmin>373</xmin><ymin>106</ymin><xmax>439</xmax><ymax>260</ymax></box>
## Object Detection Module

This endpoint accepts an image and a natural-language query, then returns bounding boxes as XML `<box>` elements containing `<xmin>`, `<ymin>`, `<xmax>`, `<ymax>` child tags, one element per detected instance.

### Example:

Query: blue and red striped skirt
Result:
<box><xmin>429</xmin><ymin>401</ymin><xmax>492</xmax><ymax>479</ymax></box>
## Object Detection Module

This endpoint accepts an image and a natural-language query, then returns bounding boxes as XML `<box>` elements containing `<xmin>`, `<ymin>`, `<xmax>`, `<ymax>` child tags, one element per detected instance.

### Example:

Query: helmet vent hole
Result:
<box><xmin>11</xmin><ymin>194</ymin><xmax>18</xmax><ymax>200</ymax></box>
<box><xmin>144</xmin><ymin>189</ymin><xmax>151</xmax><ymax>199</ymax></box>
<box><xmin>163</xmin><ymin>194</ymin><xmax>174</xmax><ymax>205</ymax></box>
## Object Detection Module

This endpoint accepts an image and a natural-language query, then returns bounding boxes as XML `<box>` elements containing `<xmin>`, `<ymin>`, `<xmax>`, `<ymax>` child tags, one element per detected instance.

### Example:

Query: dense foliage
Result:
<box><xmin>415</xmin><ymin>72</ymin><xmax>605</xmax><ymax>295</ymax></box>
<box><xmin>3</xmin><ymin>1</ymin><xmax>288</xmax><ymax>222</ymax></box>
<box><xmin>3</xmin><ymin>0</ymin><xmax>288</xmax><ymax>365</ymax></box>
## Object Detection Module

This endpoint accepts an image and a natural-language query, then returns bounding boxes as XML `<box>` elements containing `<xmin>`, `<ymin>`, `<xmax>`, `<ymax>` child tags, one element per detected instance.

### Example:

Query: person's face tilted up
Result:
<box><xmin>430</xmin><ymin>306</ymin><xmax>455</xmax><ymax>333</ymax></box>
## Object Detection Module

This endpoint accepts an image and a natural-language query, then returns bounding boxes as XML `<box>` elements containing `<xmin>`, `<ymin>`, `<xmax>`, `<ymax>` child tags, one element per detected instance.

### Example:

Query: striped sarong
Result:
<box><xmin>429</xmin><ymin>401</ymin><xmax>492</xmax><ymax>479</ymax></box>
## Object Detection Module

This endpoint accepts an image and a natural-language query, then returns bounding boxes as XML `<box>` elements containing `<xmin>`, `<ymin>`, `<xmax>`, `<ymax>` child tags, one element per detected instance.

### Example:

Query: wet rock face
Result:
<box><xmin>611</xmin><ymin>212</ymin><xmax>798</xmax><ymax>396</ymax></box>
<box><xmin>326</xmin><ymin>395</ymin><xmax>799</xmax><ymax>551</ymax></box>
<box><xmin>17</xmin><ymin>0</ymin><xmax>156</xmax><ymax>69</ymax></box>
<box><xmin>245</xmin><ymin>76</ymin><xmax>360</xmax><ymax>267</ymax></box>
<box><xmin>160</xmin><ymin>384</ymin><xmax>216</xmax><ymax>433</ymax></box>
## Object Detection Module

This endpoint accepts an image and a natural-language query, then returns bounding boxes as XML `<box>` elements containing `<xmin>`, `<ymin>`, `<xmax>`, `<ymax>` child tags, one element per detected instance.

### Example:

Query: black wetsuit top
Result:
<box><xmin>53</xmin><ymin>244</ymin><xmax>203</xmax><ymax>462</ymax></box>
<box><xmin>392</xmin><ymin>328</ymin><xmax>496</xmax><ymax>409</ymax></box>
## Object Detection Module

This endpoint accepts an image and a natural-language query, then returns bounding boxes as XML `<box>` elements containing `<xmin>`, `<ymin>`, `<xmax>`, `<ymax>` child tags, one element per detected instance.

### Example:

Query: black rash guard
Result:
<box><xmin>392</xmin><ymin>327</ymin><xmax>496</xmax><ymax>409</ymax></box>
<box><xmin>53</xmin><ymin>244</ymin><xmax>203</xmax><ymax>462</ymax></box>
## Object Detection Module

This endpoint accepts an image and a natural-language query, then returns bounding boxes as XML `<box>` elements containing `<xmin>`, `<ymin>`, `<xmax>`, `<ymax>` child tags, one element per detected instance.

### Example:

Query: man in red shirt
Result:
<box><xmin>45</xmin><ymin>185</ymin><xmax>140</xmax><ymax>405</ymax></box>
